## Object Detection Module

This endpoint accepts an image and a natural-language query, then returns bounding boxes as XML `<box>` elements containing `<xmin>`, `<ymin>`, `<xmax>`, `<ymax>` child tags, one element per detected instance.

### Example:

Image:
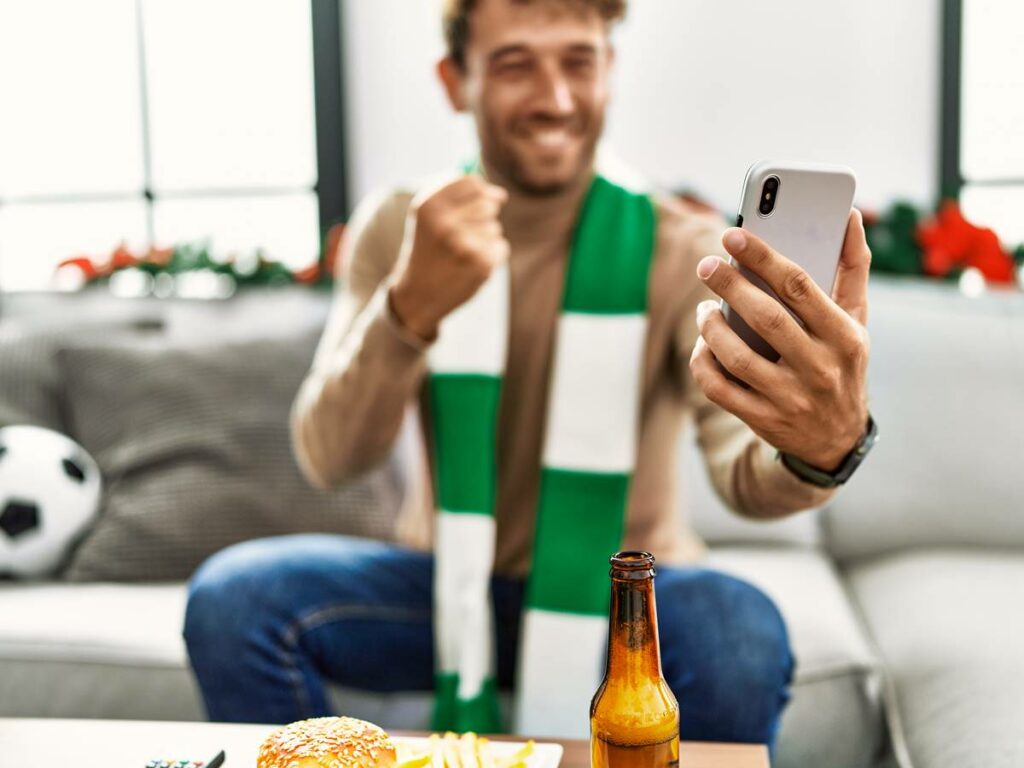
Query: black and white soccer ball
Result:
<box><xmin>0</xmin><ymin>425</ymin><xmax>102</xmax><ymax>577</ymax></box>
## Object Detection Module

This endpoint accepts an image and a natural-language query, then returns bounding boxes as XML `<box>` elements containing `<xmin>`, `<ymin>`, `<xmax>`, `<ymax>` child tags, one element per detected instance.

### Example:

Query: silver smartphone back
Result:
<box><xmin>723</xmin><ymin>160</ymin><xmax>856</xmax><ymax>362</ymax></box>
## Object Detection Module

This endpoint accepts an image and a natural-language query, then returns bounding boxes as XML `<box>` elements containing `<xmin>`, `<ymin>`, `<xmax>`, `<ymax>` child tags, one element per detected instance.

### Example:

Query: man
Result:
<box><xmin>184</xmin><ymin>0</ymin><xmax>872</xmax><ymax>748</ymax></box>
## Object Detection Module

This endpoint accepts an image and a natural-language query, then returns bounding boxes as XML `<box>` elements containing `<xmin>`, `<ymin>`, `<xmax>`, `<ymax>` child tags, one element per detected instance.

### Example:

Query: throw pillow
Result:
<box><xmin>59</xmin><ymin>332</ymin><xmax>404</xmax><ymax>581</ymax></box>
<box><xmin>0</xmin><ymin>320</ymin><xmax>163</xmax><ymax>431</ymax></box>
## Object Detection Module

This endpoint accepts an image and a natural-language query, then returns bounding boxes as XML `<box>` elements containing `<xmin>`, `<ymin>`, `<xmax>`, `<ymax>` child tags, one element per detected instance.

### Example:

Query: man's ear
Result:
<box><xmin>437</xmin><ymin>56</ymin><xmax>468</xmax><ymax>112</ymax></box>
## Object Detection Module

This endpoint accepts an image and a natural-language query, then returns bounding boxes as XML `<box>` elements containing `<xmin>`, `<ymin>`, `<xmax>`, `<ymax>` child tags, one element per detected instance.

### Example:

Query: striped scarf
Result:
<box><xmin>429</xmin><ymin>173</ymin><xmax>656</xmax><ymax>738</ymax></box>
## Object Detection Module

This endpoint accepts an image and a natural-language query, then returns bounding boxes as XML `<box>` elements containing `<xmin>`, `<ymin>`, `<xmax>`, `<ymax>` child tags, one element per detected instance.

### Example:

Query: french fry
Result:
<box><xmin>458</xmin><ymin>732</ymin><xmax>481</xmax><ymax>768</ymax></box>
<box><xmin>477</xmin><ymin>737</ymin><xmax>497</xmax><ymax>768</ymax></box>
<box><xmin>428</xmin><ymin>733</ymin><xmax>446</xmax><ymax>768</ymax></box>
<box><xmin>396</xmin><ymin>733</ymin><xmax>535</xmax><ymax>768</ymax></box>
<box><xmin>443</xmin><ymin>731</ymin><xmax>462</xmax><ymax>768</ymax></box>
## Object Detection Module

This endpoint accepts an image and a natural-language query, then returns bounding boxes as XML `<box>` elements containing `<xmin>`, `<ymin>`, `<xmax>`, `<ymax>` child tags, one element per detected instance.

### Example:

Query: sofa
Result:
<box><xmin>1</xmin><ymin>276</ymin><xmax>1021</xmax><ymax>768</ymax></box>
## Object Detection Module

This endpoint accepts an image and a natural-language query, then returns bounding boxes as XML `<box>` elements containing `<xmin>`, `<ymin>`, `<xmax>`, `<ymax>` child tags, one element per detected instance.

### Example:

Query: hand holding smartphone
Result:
<box><xmin>722</xmin><ymin>160</ymin><xmax>856</xmax><ymax>365</ymax></box>
<box><xmin>690</xmin><ymin>159</ymin><xmax>873</xmax><ymax>475</ymax></box>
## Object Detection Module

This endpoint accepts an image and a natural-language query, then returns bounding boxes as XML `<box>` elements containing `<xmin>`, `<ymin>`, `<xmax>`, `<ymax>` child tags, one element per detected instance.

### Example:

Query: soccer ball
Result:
<box><xmin>0</xmin><ymin>425</ymin><xmax>102</xmax><ymax>577</ymax></box>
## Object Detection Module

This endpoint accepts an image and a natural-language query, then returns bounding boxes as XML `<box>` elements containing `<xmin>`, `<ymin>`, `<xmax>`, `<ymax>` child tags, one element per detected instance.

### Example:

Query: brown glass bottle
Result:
<box><xmin>590</xmin><ymin>552</ymin><xmax>679</xmax><ymax>768</ymax></box>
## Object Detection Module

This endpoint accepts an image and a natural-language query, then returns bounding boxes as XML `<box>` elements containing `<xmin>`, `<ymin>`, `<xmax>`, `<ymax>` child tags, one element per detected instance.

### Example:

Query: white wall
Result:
<box><xmin>342</xmin><ymin>0</ymin><xmax>939</xmax><ymax>213</ymax></box>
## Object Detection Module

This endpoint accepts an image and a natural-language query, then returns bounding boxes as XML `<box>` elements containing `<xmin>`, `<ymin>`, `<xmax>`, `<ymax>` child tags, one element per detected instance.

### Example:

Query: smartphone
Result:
<box><xmin>722</xmin><ymin>160</ymin><xmax>856</xmax><ymax>365</ymax></box>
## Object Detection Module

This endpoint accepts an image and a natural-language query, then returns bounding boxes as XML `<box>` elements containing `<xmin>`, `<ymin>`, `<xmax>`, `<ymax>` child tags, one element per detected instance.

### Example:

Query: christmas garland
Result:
<box><xmin>55</xmin><ymin>224</ymin><xmax>346</xmax><ymax>293</ymax></box>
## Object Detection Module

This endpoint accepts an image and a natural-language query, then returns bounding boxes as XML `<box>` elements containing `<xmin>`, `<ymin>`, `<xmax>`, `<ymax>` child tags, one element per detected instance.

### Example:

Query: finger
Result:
<box><xmin>831</xmin><ymin>209</ymin><xmax>871</xmax><ymax>326</ymax></box>
<box><xmin>688</xmin><ymin>337</ymin><xmax>773</xmax><ymax>423</ymax></box>
<box><xmin>445</xmin><ymin>215</ymin><xmax>504</xmax><ymax>248</ymax></box>
<box><xmin>720</xmin><ymin>227</ymin><xmax>844</xmax><ymax>340</ymax></box>
<box><xmin>449</xmin><ymin>174</ymin><xmax>508</xmax><ymax>205</ymax></box>
<box><xmin>696</xmin><ymin>300</ymin><xmax>787</xmax><ymax>391</ymax></box>
<box><xmin>457</xmin><ymin>196</ymin><xmax>506</xmax><ymax>221</ymax></box>
<box><xmin>695</xmin><ymin>256</ymin><xmax>817</xmax><ymax>368</ymax></box>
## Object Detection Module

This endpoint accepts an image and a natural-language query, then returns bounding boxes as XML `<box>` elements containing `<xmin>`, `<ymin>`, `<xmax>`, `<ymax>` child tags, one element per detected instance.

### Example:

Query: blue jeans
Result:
<box><xmin>184</xmin><ymin>535</ymin><xmax>793</xmax><ymax>747</ymax></box>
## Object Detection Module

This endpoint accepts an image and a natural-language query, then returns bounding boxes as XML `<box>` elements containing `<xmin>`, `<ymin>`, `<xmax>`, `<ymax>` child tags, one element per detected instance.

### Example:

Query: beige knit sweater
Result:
<box><xmin>292</xmin><ymin>175</ymin><xmax>834</xmax><ymax>577</ymax></box>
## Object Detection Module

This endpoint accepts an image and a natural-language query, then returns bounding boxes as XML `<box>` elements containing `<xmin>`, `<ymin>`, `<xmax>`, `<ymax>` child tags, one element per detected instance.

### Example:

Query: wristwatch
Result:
<box><xmin>779</xmin><ymin>414</ymin><xmax>878</xmax><ymax>488</ymax></box>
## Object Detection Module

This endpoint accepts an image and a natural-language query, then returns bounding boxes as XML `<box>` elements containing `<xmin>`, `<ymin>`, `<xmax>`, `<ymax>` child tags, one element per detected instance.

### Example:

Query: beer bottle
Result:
<box><xmin>591</xmin><ymin>551</ymin><xmax>680</xmax><ymax>768</ymax></box>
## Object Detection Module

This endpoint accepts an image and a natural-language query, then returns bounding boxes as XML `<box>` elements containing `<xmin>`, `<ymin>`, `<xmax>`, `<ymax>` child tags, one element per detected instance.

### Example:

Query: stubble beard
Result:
<box><xmin>479</xmin><ymin>114</ymin><xmax>603</xmax><ymax>198</ymax></box>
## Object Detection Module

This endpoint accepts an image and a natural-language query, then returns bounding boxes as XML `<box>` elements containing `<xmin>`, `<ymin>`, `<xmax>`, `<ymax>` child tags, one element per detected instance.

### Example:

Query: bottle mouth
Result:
<box><xmin>609</xmin><ymin>551</ymin><xmax>656</xmax><ymax>580</ymax></box>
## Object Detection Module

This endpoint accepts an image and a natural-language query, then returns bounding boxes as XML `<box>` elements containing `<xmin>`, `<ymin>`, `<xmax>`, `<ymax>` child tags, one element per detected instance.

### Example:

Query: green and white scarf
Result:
<box><xmin>429</xmin><ymin>172</ymin><xmax>656</xmax><ymax>739</ymax></box>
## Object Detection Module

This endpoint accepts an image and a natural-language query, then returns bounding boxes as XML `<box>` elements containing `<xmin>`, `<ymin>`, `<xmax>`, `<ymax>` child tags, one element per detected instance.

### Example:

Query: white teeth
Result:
<box><xmin>532</xmin><ymin>130</ymin><xmax>570</xmax><ymax>148</ymax></box>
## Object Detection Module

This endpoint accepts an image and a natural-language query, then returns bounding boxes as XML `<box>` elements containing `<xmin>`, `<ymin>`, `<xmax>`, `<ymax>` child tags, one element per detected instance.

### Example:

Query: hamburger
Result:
<box><xmin>257</xmin><ymin>716</ymin><xmax>397</xmax><ymax>768</ymax></box>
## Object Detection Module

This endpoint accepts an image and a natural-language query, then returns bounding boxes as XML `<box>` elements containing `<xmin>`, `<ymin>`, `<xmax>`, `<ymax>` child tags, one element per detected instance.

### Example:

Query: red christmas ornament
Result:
<box><xmin>917</xmin><ymin>201</ymin><xmax>1015</xmax><ymax>284</ymax></box>
<box><xmin>56</xmin><ymin>256</ymin><xmax>100</xmax><ymax>281</ymax></box>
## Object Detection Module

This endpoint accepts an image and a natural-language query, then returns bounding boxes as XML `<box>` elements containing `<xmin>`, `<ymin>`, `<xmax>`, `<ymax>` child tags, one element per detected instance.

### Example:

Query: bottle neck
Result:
<box><xmin>605</xmin><ymin>575</ymin><xmax>663</xmax><ymax>681</ymax></box>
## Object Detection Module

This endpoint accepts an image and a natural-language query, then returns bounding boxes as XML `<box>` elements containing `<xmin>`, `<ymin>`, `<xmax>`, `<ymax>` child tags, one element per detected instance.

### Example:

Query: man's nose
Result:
<box><xmin>534</xmin><ymin>62</ymin><xmax>574</xmax><ymax>117</ymax></box>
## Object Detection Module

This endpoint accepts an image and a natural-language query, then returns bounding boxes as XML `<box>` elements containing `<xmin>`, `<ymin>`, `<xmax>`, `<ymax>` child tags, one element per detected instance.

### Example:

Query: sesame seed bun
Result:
<box><xmin>257</xmin><ymin>716</ymin><xmax>397</xmax><ymax>768</ymax></box>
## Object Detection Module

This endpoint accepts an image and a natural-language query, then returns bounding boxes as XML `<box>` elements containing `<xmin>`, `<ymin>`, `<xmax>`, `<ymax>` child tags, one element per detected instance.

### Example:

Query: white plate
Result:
<box><xmin>393</xmin><ymin>736</ymin><xmax>564</xmax><ymax>768</ymax></box>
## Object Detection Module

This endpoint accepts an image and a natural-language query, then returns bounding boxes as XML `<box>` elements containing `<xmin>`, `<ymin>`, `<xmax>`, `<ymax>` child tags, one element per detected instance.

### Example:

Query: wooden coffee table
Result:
<box><xmin>0</xmin><ymin>719</ymin><xmax>769</xmax><ymax>767</ymax></box>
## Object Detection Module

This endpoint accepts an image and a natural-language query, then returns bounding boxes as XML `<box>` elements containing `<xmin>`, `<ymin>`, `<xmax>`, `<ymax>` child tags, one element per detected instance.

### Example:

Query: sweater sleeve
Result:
<box><xmin>674</xmin><ymin>220</ymin><xmax>837</xmax><ymax>519</ymax></box>
<box><xmin>291</xmin><ymin>188</ymin><xmax>429</xmax><ymax>489</ymax></box>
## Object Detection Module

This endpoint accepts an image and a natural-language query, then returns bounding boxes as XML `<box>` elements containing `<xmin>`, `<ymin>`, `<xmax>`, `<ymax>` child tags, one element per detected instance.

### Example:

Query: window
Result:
<box><xmin>944</xmin><ymin>0</ymin><xmax>1024</xmax><ymax>246</ymax></box>
<box><xmin>0</xmin><ymin>0</ymin><xmax>346</xmax><ymax>291</ymax></box>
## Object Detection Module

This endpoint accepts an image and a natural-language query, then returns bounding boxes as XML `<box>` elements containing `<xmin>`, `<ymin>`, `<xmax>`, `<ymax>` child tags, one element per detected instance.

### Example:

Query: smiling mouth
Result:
<box><xmin>522</xmin><ymin>127</ymin><xmax>579</xmax><ymax>152</ymax></box>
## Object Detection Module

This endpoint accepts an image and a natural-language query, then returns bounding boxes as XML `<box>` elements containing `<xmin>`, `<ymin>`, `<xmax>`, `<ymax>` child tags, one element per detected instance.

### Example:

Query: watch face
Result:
<box><xmin>837</xmin><ymin>415</ymin><xmax>877</xmax><ymax>483</ymax></box>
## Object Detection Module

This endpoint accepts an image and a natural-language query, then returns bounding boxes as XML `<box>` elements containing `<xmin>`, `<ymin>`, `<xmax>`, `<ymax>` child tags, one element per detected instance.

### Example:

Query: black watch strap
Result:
<box><xmin>779</xmin><ymin>414</ymin><xmax>878</xmax><ymax>488</ymax></box>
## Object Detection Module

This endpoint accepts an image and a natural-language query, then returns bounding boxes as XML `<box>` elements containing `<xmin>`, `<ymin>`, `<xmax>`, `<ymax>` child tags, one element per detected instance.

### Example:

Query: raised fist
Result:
<box><xmin>390</xmin><ymin>175</ymin><xmax>510</xmax><ymax>340</ymax></box>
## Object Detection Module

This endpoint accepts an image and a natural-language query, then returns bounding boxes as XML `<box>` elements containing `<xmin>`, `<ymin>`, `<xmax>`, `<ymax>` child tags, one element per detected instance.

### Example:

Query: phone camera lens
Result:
<box><xmin>759</xmin><ymin>176</ymin><xmax>780</xmax><ymax>216</ymax></box>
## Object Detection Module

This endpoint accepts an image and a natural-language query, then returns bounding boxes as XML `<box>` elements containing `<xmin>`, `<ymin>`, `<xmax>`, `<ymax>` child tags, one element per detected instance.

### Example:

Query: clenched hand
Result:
<box><xmin>390</xmin><ymin>175</ymin><xmax>510</xmax><ymax>341</ymax></box>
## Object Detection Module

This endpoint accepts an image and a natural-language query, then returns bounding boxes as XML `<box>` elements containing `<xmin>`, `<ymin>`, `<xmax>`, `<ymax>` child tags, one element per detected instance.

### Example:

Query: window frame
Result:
<box><xmin>0</xmin><ymin>0</ymin><xmax>349</xmax><ymax>252</ymax></box>
<box><xmin>943</xmin><ymin>0</ymin><xmax>1024</xmax><ymax>200</ymax></box>
<box><xmin>940</xmin><ymin>0</ymin><xmax>963</xmax><ymax>201</ymax></box>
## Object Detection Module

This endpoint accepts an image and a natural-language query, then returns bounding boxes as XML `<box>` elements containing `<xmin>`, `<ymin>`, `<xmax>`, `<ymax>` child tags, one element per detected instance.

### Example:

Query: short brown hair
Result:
<box><xmin>443</xmin><ymin>0</ymin><xmax>627</xmax><ymax>69</ymax></box>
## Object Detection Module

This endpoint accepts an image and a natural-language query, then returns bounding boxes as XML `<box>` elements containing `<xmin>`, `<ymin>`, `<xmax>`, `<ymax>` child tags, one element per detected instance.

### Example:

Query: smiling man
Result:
<box><xmin>184</xmin><ymin>0</ymin><xmax>873</xmax><ymax>749</ymax></box>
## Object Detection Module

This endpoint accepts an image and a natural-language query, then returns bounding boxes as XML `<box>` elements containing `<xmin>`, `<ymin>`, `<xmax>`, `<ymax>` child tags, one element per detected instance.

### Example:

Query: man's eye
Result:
<box><xmin>565</xmin><ymin>57</ymin><xmax>595</xmax><ymax>74</ymax></box>
<box><xmin>497</xmin><ymin>60</ymin><xmax>531</xmax><ymax>75</ymax></box>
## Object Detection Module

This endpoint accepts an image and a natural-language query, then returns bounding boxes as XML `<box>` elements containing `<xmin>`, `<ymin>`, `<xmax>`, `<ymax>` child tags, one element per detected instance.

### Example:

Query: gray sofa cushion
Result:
<box><xmin>59</xmin><ymin>334</ymin><xmax>403</xmax><ymax>581</ymax></box>
<box><xmin>823</xmin><ymin>278</ymin><xmax>1024</xmax><ymax>562</ymax></box>
<box><xmin>847</xmin><ymin>550</ymin><xmax>1024</xmax><ymax>768</ymax></box>
<box><xmin>0</xmin><ymin>583</ymin><xmax>202</xmax><ymax>720</ymax></box>
<box><xmin>708</xmin><ymin>547</ymin><xmax>884</xmax><ymax>768</ymax></box>
<box><xmin>0</xmin><ymin>581</ymin><xmax>350</xmax><ymax>722</ymax></box>
<box><xmin>0</xmin><ymin>321</ymin><xmax>162</xmax><ymax>430</ymax></box>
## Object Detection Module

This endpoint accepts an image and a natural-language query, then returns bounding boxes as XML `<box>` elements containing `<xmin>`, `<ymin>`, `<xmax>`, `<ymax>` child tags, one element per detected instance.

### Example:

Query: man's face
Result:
<box><xmin>453</xmin><ymin>0</ymin><xmax>613</xmax><ymax>196</ymax></box>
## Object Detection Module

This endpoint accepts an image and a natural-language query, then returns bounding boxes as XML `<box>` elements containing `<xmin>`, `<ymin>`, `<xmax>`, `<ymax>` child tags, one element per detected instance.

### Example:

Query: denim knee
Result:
<box><xmin>183</xmin><ymin>539</ymin><xmax>270</xmax><ymax>658</ymax></box>
<box><xmin>183</xmin><ymin>534</ymin><xmax>404</xmax><ymax>657</ymax></box>
<box><xmin>655</xmin><ymin>567</ymin><xmax>794</xmax><ymax>744</ymax></box>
